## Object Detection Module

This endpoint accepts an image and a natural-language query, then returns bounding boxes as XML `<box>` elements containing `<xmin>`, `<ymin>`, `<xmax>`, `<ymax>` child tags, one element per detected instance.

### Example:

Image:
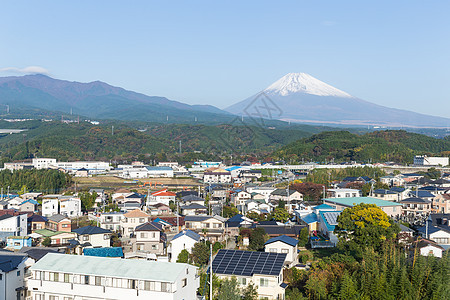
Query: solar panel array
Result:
<box><xmin>323</xmin><ymin>212</ymin><xmax>340</xmax><ymax>226</ymax></box>
<box><xmin>212</xmin><ymin>249</ymin><xmax>286</xmax><ymax>276</ymax></box>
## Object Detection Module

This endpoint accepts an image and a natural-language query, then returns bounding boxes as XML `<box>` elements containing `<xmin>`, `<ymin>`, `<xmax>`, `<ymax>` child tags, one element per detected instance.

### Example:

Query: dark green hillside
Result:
<box><xmin>272</xmin><ymin>130</ymin><xmax>450</xmax><ymax>163</ymax></box>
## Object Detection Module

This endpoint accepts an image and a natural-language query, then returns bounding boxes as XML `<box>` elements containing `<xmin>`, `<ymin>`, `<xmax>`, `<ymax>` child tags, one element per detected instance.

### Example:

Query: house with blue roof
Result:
<box><xmin>264</xmin><ymin>235</ymin><xmax>298</xmax><ymax>266</ymax></box>
<box><xmin>323</xmin><ymin>197</ymin><xmax>402</xmax><ymax>217</ymax></box>
<box><xmin>169</xmin><ymin>229</ymin><xmax>201</xmax><ymax>262</ymax></box>
<box><xmin>0</xmin><ymin>251</ymin><xmax>32</xmax><ymax>300</ymax></box>
<box><xmin>317</xmin><ymin>210</ymin><xmax>342</xmax><ymax>246</ymax></box>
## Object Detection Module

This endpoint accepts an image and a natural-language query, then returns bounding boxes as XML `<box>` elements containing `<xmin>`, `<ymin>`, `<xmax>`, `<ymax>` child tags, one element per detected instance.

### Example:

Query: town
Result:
<box><xmin>0</xmin><ymin>155</ymin><xmax>448</xmax><ymax>299</ymax></box>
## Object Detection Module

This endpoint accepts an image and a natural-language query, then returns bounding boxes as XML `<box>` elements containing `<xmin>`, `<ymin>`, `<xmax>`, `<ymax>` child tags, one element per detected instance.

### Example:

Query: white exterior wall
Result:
<box><xmin>217</xmin><ymin>273</ymin><xmax>284</xmax><ymax>300</ymax></box>
<box><xmin>414</xmin><ymin>156</ymin><xmax>449</xmax><ymax>166</ymax></box>
<box><xmin>100</xmin><ymin>213</ymin><xmax>124</xmax><ymax>231</ymax></box>
<box><xmin>0</xmin><ymin>214</ymin><xmax>27</xmax><ymax>237</ymax></box>
<box><xmin>170</xmin><ymin>235</ymin><xmax>197</xmax><ymax>262</ymax></box>
<box><xmin>55</xmin><ymin>161</ymin><xmax>112</xmax><ymax>172</ymax></box>
<box><xmin>246</xmin><ymin>187</ymin><xmax>276</xmax><ymax>201</ymax></box>
<box><xmin>32</xmin><ymin>158</ymin><xmax>57</xmax><ymax>169</ymax></box>
<box><xmin>27</xmin><ymin>264</ymin><xmax>199</xmax><ymax>300</ymax></box>
<box><xmin>0</xmin><ymin>257</ymin><xmax>32</xmax><ymax>300</ymax></box>
<box><xmin>42</xmin><ymin>199</ymin><xmax>59</xmax><ymax>217</ymax></box>
<box><xmin>419</xmin><ymin>245</ymin><xmax>443</xmax><ymax>258</ymax></box>
<box><xmin>80</xmin><ymin>233</ymin><xmax>111</xmax><ymax>248</ymax></box>
<box><xmin>429</xmin><ymin>230</ymin><xmax>450</xmax><ymax>245</ymax></box>
<box><xmin>264</xmin><ymin>241</ymin><xmax>297</xmax><ymax>265</ymax></box>
<box><xmin>60</xmin><ymin>198</ymin><xmax>81</xmax><ymax>217</ymax></box>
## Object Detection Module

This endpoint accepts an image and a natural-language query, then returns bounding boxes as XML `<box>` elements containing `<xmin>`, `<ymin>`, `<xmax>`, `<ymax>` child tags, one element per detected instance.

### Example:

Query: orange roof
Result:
<box><xmin>153</xmin><ymin>191</ymin><xmax>176</xmax><ymax>197</ymax></box>
<box><xmin>124</xmin><ymin>209</ymin><xmax>149</xmax><ymax>218</ymax></box>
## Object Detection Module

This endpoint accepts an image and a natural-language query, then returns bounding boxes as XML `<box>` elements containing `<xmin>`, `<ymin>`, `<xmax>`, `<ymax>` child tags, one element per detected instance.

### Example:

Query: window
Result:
<box><xmin>35</xmin><ymin>294</ymin><xmax>44</xmax><ymax>300</ymax></box>
<box><xmin>281</xmin><ymin>249</ymin><xmax>289</xmax><ymax>253</ymax></box>
<box><xmin>139</xmin><ymin>218</ymin><xmax>145</xmax><ymax>223</ymax></box>
<box><xmin>104</xmin><ymin>234</ymin><xmax>110</xmax><ymax>240</ymax></box>
<box><xmin>84</xmin><ymin>275</ymin><xmax>89</xmax><ymax>285</ymax></box>
<box><xmin>238</xmin><ymin>277</ymin><xmax>247</xmax><ymax>285</ymax></box>
<box><xmin>64</xmin><ymin>273</ymin><xmax>69</xmax><ymax>283</ymax></box>
<box><xmin>140</xmin><ymin>233</ymin><xmax>148</xmax><ymax>238</ymax></box>
<box><xmin>260</xmin><ymin>278</ymin><xmax>269</xmax><ymax>287</ymax></box>
<box><xmin>17</xmin><ymin>270</ymin><xmax>20</xmax><ymax>276</ymax></box>
<box><xmin>95</xmin><ymin>276</ymin><xmax>102</xmax><ymax>286</ymax></box>
<box><xmin>128</xmin><ymin>279</ymin><xmax>137</xmax><ymax>289</ymax></box>
<box><xmin>35</xmin><ymin>271</ymin><xmax>41</xmax><ymax>280</ymax></box>
<box><xmin>49</xmin><ymin>296</ymin><xmax>59</xmax><ymax>300</ymax></box>
<box><xmin>161</xmin><ymin>282</ymin><xmax>171</xmax><ymax>292</ymax></box>
<box><xmin>0</xmin><ymin>274</ymin><xmax>2</xmax><ymax>280</ymax></box>
<box><xmin>64</xmin><ymin>297</ymin><xmax>72</xmax><ymax>300</ymax></box>
<box><xmin>152</xmin><ymin>244</ymin><xmax>159</xmax><ymax>250</ymax></box>
<box><xmin>269</xmin><ymin>248</ymin><xmax>277</xmax><ymax>253</ymax></box>
<box><xmin>144</xmin><ymin>281</ymin><xmax>155</xmax><ymax>291</ymax></box>
<box><xmin>52</xmin><ymin>272</ymin><xmax>59</xmax><ymax>281</ymax></box>
<box><xmin>82</xmin><ymin>235</ymin><xmax>89</xmax><ymax>241</ymax></box>
<box><xmin>182</xmin><ymin>278</ymin><xmax>187</xmax><ymax>287</ymax></box>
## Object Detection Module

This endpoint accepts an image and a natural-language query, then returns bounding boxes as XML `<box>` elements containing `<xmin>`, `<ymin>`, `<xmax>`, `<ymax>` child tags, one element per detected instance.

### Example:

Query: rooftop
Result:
<box><xmin>31</xmin><ymin>253</ymin><xmax>193</xmax><ymax>282</ymax></box>
<box><xmin>265</xmin><ymin>235</ymin><xmax>298</xmax><ymax>247</ymax></box>
<box><xmin>323</xmin><ymin>197</ymin><xmax>402</xmax><ymax>207</ymax></box>
<box><xmin>73</xmin><ymin>226</ymin><xmax>111</xmax><ymax>235</ymax></box>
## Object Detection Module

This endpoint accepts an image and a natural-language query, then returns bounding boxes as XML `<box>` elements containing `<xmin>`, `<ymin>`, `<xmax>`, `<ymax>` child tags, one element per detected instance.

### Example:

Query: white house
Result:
<box><xmin>415</xmin><ymin>239</ymin><xmax>445</xmax><ymax>258</ymax></box>
<box><xmin>327</xmin><ymin>188</ymin><xmax>361</xmax><ymax>198</ymax></box>
<box><xmin>148</xmin><ymin>189</ymin><xmax>176</xmax><ymax>206</ymax></box>
<box><xmin>98</xmin><ymin>212</ymin><xmax>124</xmax><ymax>232</ymax></box>
<box><xmin>0</xmin><ymin>214</ymin><xmax>28</xmax><ymax>241</ymax></box>
<box><xmin>28</xmin><ymin>253</ymin><xmax>200</xmax><ymax>300</ymax></box>
<box><xmin>60</xmin><ymin>197</ymin><xmax>82</xmax><ymax>218</ymax></box>
<box><xmin>203</xmin><ymin>168</ymin><xmax>232</xmax><ymax>183</ymax></box>
<box><xmin>231</xmin><ymin>191</ymin><xmax>252</xmax><ymax>207</ymax></box>
<box><xmin>246</xmin><ymin>187</ymin><xmax>276</xmax><ymax>201</ymax></box>
<box><xmin>132</xmin><ymin>222</ymin><xmax>166</xmax><ymax>255</ymax></box>
<box><xmin>264</xmin><ymin>235</ymin><xmax>298</xmax><ymax>267</ymax></box>
<box><xmin>0</xmin><ymin>252</ymin><xmax>34</xmax><ymax>300</ymax></box>
<box><xmin>72</xmin><ymin>225</ymin><xmax>112</xmax><ymax>249</ymax></box>
<box><xmin>120</xmin><ymin>209</ymin><xmax>150</xmax><ymax>238</ymax></box>
<box><xmin>42</xmin><ymin>198</ymin><xmax>59</xmax><ymax>217</ymax></box>
<box><xmin>212</xmin><ymin>249</ymin><xmax>287</xmax><ymax>300</ymax></box>
<box><xmin>169</xmin><ymin>230</ymin><xmax>201</xmax><ymax>262</ymax></box>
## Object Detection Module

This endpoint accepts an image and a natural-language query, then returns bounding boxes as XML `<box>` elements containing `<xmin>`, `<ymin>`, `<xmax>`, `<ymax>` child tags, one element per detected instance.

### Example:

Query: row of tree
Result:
<box><xmin>0</xmin><ymin>169</ymin><xmax>71</xmax><ymax>193</ymax></box>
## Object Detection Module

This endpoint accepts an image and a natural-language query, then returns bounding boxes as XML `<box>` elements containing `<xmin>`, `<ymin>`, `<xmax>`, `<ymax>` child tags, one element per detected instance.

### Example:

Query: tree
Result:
<box><xmin>298</xmin><ymin>227</ymin><xmax>309</xmax><ymax>247</ymax></box>
<box><xmin>271</xmin><ymin>207</ymin><xmax>290</xmax><ymax>223</ymax></box>
<box><xmin>42</xmin><ymin>237</ymin><xmax>51</xmax><ymax>247</ymax></box>
<box><xmin>242</xmin><ymin>282</ymin><xmax>258</xmax><ymax>300</ymax></box>
<box><xmin>79</xmin><ymin>191</ymin><xmax>97</xmax><ymax>211</ymax></box>
<box><xmin>222</xmin><ymin>205</ymin><xmax>239</xmax><ymax>218</ymax></box>
<box><xmin>191</xmin><ymin>241</ymin><xmax>210</xmax><ymax>266</ymax></box>
<box><xmin>213</xmin><ymin>241</ymin><xmax>223</xmax><ymax>253</ymax></box>
<box><xmin>291</xmin><ymin>182</ymin><xmax>325</xmax><ymax>200</ymax></box>
<box><xmin>249</xmin><ymin>228</ymin><xmax>266</xmax><ymax>251</ymax></box>
<box><xmin>177</xmin><ymin>249</ymin><xmax>190</xmax><ymax>263</ymax></box>
<box><xmin>339</xmin><ymin>271</ymin><xmax>357</xmax><ymax>300</ymax></box>
<box><xmin>334</xmin><ymin>203</ymin><xmax>400</xmax><ymax>250</ymax></box>
<box><xmin>217</xmin><ymin>277</ymin><xmax>240</xmax><ymax>300</ymax></box>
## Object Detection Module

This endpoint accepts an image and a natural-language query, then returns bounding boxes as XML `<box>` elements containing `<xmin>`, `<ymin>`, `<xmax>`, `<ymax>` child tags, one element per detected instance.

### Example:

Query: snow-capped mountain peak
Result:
<box><xmin>264</xmin><ymin>72</ymin><xmax>353</xmax><ymax>98</ymax></box>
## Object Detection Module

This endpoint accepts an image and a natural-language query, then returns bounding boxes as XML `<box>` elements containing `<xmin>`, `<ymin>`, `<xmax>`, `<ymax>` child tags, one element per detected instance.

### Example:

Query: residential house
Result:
<box><xmin>0</xmin><ymin>252</ymin><xmax>34</xmax><ymax>300</ymax></box>
<box><xmin>0</xmin><ymin>214</ymin><xmax>28</xmax><ymax>241</ymax></box>
<box><xmin>417</xmin><ymin>225</ymin><xmax>450</xmax><ymax>247</ymax></box>
<box><xmin>203</xmin><ymin>168</ymin><xmax>232</xmax><ymax>183</ymax></box>
<box><xmin>225</xmin><ymin>214</ymin><xmax>255</xmax><ymax>236</ymax></box>
<box><xmin>413</xmin><ymin>239</ymin><xmax>445</xmax><ymax>258</ymax></box>
<box><xmin>269</xmin><ymin>189</ymin><xmax>303</xmax><ymax>202</ymax></box>
<box><xmin>28</xmin><ymin>253</ymin><xmax>200</xmax><ymax>300</ymax></box>
<box><xmin>212</xmin><ymin>249</ymin><xmax>287</xmax><ymax>300</ymax></box>
<box><xmin>28</xmin><ymin>214</ymin><xmax>47</xmax><ymax>233</ymax></box>
<box><xmin>59</xmin><ymin>196</ymin><xmax>82</xmax><ymax>218</ymax></box>
<box><xmin>180</xmin><ymin>194</ymin><xmax>205</xmax><ymax>206</ymax></box>
<box><xmin>317</xmin><ymin>210</ymin><xmax>342</xmax><ymax>246</ymax></box>
<box><xmin>148</xmin><ymin>203</ymin><xmax>172</xmax><ymax>216</ymax></box>
<box><xmin>148</xmin><ymin>189</ymin><xmax>176</xmax><ymax>206</ymax></box>
<box><xmin>246</xmin><ymin>187</ymin><xmax>276</xmax><ymax>201</ymax></box>
<box><xmin>245</xmin><ymin>199</ymin><xmax>271</xmax><ymax>215</ymax></box>
<box><xmin>34</xmin><ymin>229</ymin><xmax>77</xmax><ymax>247</ymax></box>
<box><xmin>256</xmin><ymin>222</ymin><xmax>305</xmax><ymax>238</ymax></box>
<box><xmin>231</xmin><ymin>190</ymin><xmax>252</xmax><ymax>207</ymax></box>
<box><xmin>46</xmin><ymin>214</ymin><xmax>71</xmax><ymax>232</ymax></box>
<box><xmin>41</xmin><ymin>197</ymin><xmax>60</xmax><ymax>217</ymax></box>
<box><xmin>98</xmin><ymin>211</ymin><xmax>124</xmax><ymax>232</ymax></box>
<box><xmin>132</xmin><ymin>222</ymin><xmax>166</xmax><ymax>255</ymax></box>
<box><xmin>372</xmin><ymin>189</ymin><xmax>399</xmax><ymax>201</ymax></box>
<box><xmin>432</xmin><ymin>194</ymin><xmax>450</xmax><ymax>213</ymax></box>
<box><xmin>327</xmin><ymin>188</ymin><xmax>361</xmax><ymax>198</ymax></box>
<box><xmin>380</xmin><ymin>174</ymin><xmax>405</xmax><ymax>187</ymax></box>
<box><xmin>431</xmin><ymin>178</ymin><xmax>450</xmax><ymax>188</ymax></box>
<box><xmin>264</xmin><ymin>235</ymin><xmax>298</xmax><ymax>267</ymax></box>
<box><xmin>18</xmin><ymin>199</ymin><xmax>38</xmax><ymax>212</ymax></box>
<box><xmin>120</xmin><ymin>209</ymin><xmax>150</xmax><ymax>238</ymax></box>
<box><xmin>323</xmin><ymin>197</ymin><xmax>402</xmax><ymax>217</ymax></box>
<box><xmin>72</xmin><ymin>225</ymin><xmax>112</xmax><ymax>248</ymax></box>
<box><xmin>184</xmin><ymin>215</ymin><xmax>226</xmax><ymax>242</ymax></box>
<box><xmin>400</xmin><ymin>197</ymin><xmax>432</xmax><ymax>217</ymax></box>
<box><xmin>169</xmin><ymin>229</ymin><xmax>201</xmax><ymax>262</ymax></box>
<box><xmin>180</xmin><ymin>203</ymin><xmax>207</xmax><ymax>216</ymax></box>
<box><xmin>6</xmin><ymin>236</ymin><xmax>32</xmax><ymax>250</ymax></box>
<box><xmin>239</xmin><ymin>169</ymin><xmax>262</xmax><ymax>182</ymax></box>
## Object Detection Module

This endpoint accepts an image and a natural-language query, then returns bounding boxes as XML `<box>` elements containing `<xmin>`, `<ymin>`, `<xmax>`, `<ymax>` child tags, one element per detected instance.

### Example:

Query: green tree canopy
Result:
<box><xmin>334</xmin><ymin>203</ymin><xmax>400</xmax><ymax>250</ymax></box>
<box><xmin>176</xmin><ymin>249</ymin><xmax>190</xmax><ymax>263</ymax></box>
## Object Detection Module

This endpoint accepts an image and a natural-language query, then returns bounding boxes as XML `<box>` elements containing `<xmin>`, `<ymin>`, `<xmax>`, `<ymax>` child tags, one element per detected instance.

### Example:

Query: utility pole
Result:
<box><xmin>111</xmin><ymin>125</ymin><xmax>114</xmax><ymax>136</ymax></box>
<box><xmin>177</xmin><ymin>201</ymin><xmax>180</xmax><ymax>233</ymax></box>
<box><xmin>209</xmin><ymin>243</ymin><xmax>213</xmax><ymax>300</ymax></box>
<box><xmin>179</xmin><ymin>140</ymin><xmax>182</xmax><ymax>154</ymax></box>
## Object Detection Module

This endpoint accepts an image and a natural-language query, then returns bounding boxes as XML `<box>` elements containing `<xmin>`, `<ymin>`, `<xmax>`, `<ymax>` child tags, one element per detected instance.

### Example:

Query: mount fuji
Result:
<box><xmin>226</xmin><ymin>73</ymin><xmax>450</xmax><ymax>128</ymax></box>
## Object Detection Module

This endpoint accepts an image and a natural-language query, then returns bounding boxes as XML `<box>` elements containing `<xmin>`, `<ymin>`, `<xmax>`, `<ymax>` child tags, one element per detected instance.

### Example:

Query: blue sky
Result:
<box><xmin>1</xmin><ymin>1</ymin><xmax>449</xmax><ymax>118</ymax></box>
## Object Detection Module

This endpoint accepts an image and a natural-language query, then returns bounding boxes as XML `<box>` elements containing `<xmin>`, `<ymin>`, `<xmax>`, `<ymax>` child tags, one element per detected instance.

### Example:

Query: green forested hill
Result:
<box><xmin>272</xmin><ymin>130</ymin><xmax>450</xmax><ymax>163</ymax></box>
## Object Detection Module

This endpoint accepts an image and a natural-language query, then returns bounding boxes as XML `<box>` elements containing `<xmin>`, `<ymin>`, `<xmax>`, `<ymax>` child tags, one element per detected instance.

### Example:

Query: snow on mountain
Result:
<box><xmin>264</xmin><ymin>73</ymin><xmax>353</xmax><ymax>98</ymax></box>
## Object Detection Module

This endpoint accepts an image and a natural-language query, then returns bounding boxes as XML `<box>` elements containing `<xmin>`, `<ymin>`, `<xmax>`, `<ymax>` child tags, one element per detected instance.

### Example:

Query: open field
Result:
<box><xmin>73</xmin><ymin>176</ymin><xmax>202</xmax><ymax>191</ymax></box>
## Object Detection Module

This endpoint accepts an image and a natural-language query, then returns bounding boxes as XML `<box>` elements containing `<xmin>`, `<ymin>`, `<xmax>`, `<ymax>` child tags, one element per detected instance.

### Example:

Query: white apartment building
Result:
<box><xmin>0</xmin><ymin>252</ymin><xmax>34</xmax><ymax>300</ymax></box>
<box><xmin>41</xmin><ymin>198</ymin><xmax>59</xmax><ymax>217</ymax></box>
<box><xmin>98</xmin><ymin>212</ymin><xmax>124</xmax><ymax>231</ymax></box>
<box><xmin>28</xmin><ymin>254</ymin><xmax>200</xmax><ymax>300</ymax></box>
<box><xmin>32</xmin><ymin>158</ymin><xmax>57</xmax><ymax>169</ymax></box>
<box><xmin>327</xmin><ymin>188</ymin><xmax>361</xmax><ymax>198</ymax></box>
<box><xmin>60</xmin><ymin>197</ymin><xmax>82</xmax><ymax>218</ymax></box>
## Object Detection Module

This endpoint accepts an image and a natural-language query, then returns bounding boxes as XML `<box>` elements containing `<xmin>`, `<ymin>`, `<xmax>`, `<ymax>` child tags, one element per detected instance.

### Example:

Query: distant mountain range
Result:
<box><xmin>226</xmin><ymin>73</ymin><xmax>450</xmax><ymax>128</ymax></box>
<box><xmin>0</xmin><ymin>74</ymin><xmax>232</xmax><ymax>123</ymax></box>
<box><xmin>1</xmin><ymin>73</ymin><xmax>449</xmax><ymax>128</ymax></box>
